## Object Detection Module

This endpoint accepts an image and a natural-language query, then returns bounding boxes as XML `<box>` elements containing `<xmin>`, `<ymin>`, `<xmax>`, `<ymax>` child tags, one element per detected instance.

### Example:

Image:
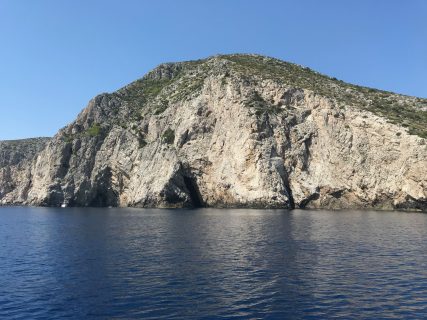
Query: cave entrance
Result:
<box><xmin>89</xmin><ymin>167</ymin><xmax>119</xmax><ymax>207</ymax></box>
<box><xmin>183</xmin><ymin>176</ymin><xmax>204</xmax><ymax>208</ymax></box>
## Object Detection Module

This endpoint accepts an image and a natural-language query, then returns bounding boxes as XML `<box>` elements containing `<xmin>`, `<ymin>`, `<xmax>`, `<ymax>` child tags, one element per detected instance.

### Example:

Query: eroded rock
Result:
<box><xmin>1</xmin><ymin>55</ymin><xmax>426</xmax><ymax>210</ymax></box>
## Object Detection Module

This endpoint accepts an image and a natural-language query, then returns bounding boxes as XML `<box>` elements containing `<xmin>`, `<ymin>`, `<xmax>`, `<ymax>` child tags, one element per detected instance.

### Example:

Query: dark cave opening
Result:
<box><xmin>89</xmin><ymin>167</ymin><xmax>119</xmax><ymax>207</ymax></box>
<box><xmin>284</xmin><ymin>182</ymin><xmax>296</xmax><ymax>209</ymax></box>
<box><xmin>183</xmin><ymin>176</ymin><xmax>204</xmax><ymax>208</ymax></box>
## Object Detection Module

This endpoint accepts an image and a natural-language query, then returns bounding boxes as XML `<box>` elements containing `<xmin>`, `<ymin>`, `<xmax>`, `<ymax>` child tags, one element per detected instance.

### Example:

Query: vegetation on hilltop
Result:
<box><xmin>95</xmin><ymin>54</ymin><xmax>426</xmax><ymax>139</ymax></box>
<box><xmin>223</xmin><ymin>54</ymin><xmax>427</xmax><ymax>138</ymax></box>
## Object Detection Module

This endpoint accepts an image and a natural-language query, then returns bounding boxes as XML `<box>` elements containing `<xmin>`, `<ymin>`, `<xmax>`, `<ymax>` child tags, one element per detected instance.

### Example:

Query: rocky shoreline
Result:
<box><xmin>1</xmin><ymin>55</ymin><xmax>426</xmax><ymax>210</ymax></box>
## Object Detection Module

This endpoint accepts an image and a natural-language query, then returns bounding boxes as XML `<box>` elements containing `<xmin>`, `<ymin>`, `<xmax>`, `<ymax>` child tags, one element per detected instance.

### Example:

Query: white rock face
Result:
<box><xmin>0</xmin><ymin>55</ymin><xmax>426</xmax><ymax>210</ymax></box>
<box><xmin>0</xmin><ymin>138</ymin><xmax>50</xmax><ymax>204</ymax></box>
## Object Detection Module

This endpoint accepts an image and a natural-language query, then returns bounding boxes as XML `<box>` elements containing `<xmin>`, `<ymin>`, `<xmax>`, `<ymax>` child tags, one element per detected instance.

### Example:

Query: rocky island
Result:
<box><xmin>0</xmin><ymin>54</ymin><xmax>426</xmax><ymax>210</ymax></box>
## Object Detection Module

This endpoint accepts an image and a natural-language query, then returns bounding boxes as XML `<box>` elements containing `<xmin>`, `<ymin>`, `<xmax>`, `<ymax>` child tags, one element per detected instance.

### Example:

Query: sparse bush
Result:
<box><xmin>162</xmin><ymin>128</ymin><xmax>175</xmax><ymax>145</ymax></box>
<box><xmin>85</xmin><ymin>123</ymin><xmax>101</xmax><ymax>137</ymax></box>
<box><xmin>138</xmin><ymin>135</ymin><xmax>147</xmax><ymax>148</ymax></box>
<box><xmin>63</xmin><ymin>134</ymin><xmax>74</xmax><ymax>143</ymax></box>
<box><xmin>154</xmin><ymin>99</ymin><xmax>169</xmax><ymax>115</ymax></box>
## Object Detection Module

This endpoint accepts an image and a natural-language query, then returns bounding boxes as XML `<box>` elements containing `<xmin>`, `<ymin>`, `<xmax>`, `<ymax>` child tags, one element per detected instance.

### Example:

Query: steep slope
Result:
<box><xmin>1</xmin><ymin>54</ymin><xmax>426</xmax><ymax>210</ymax></box>
<box><xmin>0</xmin><ymin>138</ymin><xmax>51</xmax><ymax>204</ymax></box>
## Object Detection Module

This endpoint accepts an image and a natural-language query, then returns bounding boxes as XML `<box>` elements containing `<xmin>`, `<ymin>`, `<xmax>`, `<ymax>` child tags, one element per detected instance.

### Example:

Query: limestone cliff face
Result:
<box><xmin>1</xmin><ymin>55</ymin><xmax>426</xmax><ymax>210</ymax></box>
<box><xmin>0</xmin><ymin>138</ymin><xmax>50</xmax><ymax>203</ymax></box>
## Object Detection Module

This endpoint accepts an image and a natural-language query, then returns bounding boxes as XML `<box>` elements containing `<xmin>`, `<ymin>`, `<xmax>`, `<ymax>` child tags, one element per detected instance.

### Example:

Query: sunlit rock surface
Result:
<box><xmin>1</xmin><ymin>55</ymin><xmax>426</xmax><ymax>210</ymax></box>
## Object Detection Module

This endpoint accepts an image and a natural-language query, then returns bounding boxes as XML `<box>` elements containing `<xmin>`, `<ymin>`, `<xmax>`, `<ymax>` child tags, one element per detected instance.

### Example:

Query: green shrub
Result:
<box><xmin>63</xmin><ymin>134</ymin><xmax>74</xmax><ymax>143</ymax></box>
<box><xmin>138</xmin><ymin>136</ymin><xmax>147</xmax><ymax>148</ymax></box>
<box><xmin>162</xmin><ymin>128</ymin><xmax>175</xmax><ymax>144</ymax></box>
<box><xmin>154</xmin><ymin>99</ymin><xmax>169</xmax><ymax>115</ymax></box>
<box><xmin>85</xmin><ymin>123</ymin><xmax>101</xmax><ymax>137</ymax></box>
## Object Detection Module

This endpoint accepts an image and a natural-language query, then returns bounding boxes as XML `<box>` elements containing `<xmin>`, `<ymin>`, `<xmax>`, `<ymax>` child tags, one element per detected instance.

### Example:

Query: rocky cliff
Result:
<box><xmin>1</xmin><ymin>54</ymin><xmax>426</xmax><ymax>210</ymax></box>
<box><xmin>0</xmin><ymin>138</ymin><xmax>50</xmax><ymax>203</ymax></box>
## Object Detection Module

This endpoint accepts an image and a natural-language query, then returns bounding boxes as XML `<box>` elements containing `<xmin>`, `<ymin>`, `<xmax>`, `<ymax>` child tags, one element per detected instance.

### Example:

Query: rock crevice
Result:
<box><xmin>1</xmin><ymin>54</ymin><xmax>426</xmax><ymax>210</ymax></box>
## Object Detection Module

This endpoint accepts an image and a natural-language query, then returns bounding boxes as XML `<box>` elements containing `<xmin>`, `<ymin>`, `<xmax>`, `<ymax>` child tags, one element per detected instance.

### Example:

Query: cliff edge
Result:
<box><xmin>1</xmin><ymin>54</ymin><xmax>426</xmax><ymax>210</ymax></box>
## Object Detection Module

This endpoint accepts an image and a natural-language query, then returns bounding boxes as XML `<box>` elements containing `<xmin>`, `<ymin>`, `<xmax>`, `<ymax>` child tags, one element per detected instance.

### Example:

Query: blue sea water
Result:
<box><xmin>0</xmin><ymin>207</ymin><xmax>426</xmax><ymax>319</ymax></box>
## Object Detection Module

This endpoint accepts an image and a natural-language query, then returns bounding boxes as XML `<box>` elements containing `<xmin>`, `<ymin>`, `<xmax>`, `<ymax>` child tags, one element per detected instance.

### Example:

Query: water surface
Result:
<box><xmin>1</xmin><ymin>207</ymin><xmax>426</xmax><ymax>319</ymax></box>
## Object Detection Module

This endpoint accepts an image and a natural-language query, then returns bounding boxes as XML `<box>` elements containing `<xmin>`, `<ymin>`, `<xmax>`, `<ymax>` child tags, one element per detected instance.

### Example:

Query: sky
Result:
<box><xmin>0</xmin><ymin>0</ymin><xmax>426</xmax><ymax>140</ymax></box>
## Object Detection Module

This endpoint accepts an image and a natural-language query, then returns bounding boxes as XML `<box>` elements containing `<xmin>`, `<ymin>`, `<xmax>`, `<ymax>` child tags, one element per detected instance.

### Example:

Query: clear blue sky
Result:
<box><xmin>0</xmin><ymin>0</ymin><xmax>426</xmax><ymax>140</ymax></box>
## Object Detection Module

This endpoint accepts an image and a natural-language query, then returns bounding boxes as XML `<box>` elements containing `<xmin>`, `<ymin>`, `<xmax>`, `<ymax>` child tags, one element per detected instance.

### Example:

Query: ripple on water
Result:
<box><xmin>0</xmin><ymin>208</ymin><xmax>427</xmax><ymax>319</ymax></box>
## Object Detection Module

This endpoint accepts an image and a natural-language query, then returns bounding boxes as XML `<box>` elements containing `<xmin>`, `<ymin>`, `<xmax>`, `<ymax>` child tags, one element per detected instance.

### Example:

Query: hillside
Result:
<box><xmin>0</xmin><ymin>137</ymin><xmax>50</xmax><ymax>202</ymax></box>
<box><xmin>1</xmin><ymin>54</ymin><xmax>426</xmax><ymax>210</ymax></box>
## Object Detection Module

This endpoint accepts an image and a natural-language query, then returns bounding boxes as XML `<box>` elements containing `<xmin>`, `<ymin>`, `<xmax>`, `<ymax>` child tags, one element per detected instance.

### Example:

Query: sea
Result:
<box><xmin>0</xmin><ymin>207</ymin><xmax>426</xmax><ymax>319</ymax></box>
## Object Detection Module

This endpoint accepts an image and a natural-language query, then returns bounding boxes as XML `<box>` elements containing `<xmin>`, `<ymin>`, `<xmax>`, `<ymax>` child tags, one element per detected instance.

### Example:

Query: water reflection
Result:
<box><xmin>0</xmin><ymin>207</ymin><xmax>427</xmax><ymax>319</ymax></box>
